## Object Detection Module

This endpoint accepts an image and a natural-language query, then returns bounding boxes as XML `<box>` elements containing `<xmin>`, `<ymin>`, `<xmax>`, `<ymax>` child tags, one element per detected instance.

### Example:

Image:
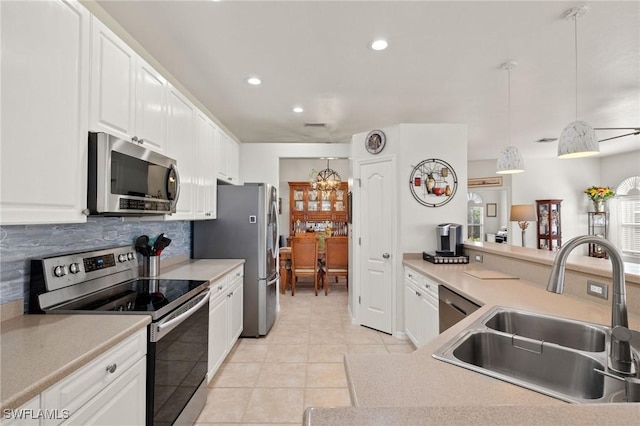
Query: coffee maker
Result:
<box><xmin>436</xmin><ymin>223</ymin><xmax>463</xmax><ymax>257</ymax></box>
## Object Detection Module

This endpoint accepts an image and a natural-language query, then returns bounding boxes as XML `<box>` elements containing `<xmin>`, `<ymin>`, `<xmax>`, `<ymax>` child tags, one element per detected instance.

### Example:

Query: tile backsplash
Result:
<box><xmin>0</xmin><ymin>217</ymin><xmax>191</xmax><ymax>310</ymax></box>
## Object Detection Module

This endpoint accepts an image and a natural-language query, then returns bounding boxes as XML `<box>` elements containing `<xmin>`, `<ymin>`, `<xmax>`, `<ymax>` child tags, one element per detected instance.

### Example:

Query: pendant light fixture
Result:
<box><xmin>313</xmin><ymin>158</ymin><xmax>341</xmax><ymax>193</ymax></box>
<box><xmin>557</xmin><ymin>5</ymin><xmax>599</xmax><ymax>159</ymax></box>
<box><xmin>496</xmin><ymin>61</ymin><xmax>525</xmax><ymax>174</ymax></box>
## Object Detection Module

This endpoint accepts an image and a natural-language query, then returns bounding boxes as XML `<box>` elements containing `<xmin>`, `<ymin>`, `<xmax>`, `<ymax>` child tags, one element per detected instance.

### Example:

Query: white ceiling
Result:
<box><xmin>96</xmin><ymin>0</ymin><xmax>640</xmax><ymax>162</ymax></box>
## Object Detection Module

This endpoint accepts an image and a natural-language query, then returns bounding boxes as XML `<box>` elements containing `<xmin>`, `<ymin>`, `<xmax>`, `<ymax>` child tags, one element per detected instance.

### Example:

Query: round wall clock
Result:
<box><xmin>409</xmin><ymin>158</ymin><xmax>458</xmax><ymax>207</ymax></box>
<box><xmin>365</xmin><ymin>130</ymin><xmax>386</xmax><ymax>154</ymax></box>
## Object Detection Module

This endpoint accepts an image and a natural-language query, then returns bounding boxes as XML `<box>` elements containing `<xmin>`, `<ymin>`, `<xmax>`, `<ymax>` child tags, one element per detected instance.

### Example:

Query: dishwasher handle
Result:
<box><xmin>445</xmin><ymin>298</ymin><xmax>468</xmax><ymax>316</ymax></box>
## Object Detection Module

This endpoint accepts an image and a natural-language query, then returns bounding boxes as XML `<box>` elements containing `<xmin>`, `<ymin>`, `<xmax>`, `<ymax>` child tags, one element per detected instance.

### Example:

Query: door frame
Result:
<box><xmin>352</xmin><ymin>155</ymin><xmax>398</xmax><ymax>334</ymax></box>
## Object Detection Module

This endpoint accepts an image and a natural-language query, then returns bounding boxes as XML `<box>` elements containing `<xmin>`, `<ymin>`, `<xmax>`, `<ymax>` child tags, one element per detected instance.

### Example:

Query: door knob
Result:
<box><xmin>382</xmin><ymin>253</ymin><xmax>390</xmax><ymax>259</ymax></box>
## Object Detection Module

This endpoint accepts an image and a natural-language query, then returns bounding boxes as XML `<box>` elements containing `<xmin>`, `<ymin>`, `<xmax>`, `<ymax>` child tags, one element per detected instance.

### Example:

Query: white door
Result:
<box><xmin>357</xmin><ymin>158</ymin><xmax>394</xmax><ymax>333</ymax></box>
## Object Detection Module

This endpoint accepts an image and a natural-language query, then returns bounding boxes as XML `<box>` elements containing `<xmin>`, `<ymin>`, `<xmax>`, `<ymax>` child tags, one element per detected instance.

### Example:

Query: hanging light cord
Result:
<box><xmin>574</xmin><ymin>14</ymin><xmax>579</xmax><ymax>122</ymax></box>
<box><xmin>508</xmin><ymin>65</ymin><xmax>512</xmax><ymax>145</ymax></box>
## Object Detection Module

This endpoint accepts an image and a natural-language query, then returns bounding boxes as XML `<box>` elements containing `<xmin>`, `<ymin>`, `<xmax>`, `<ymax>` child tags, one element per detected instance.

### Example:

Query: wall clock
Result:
<box><xmin>365</xmin><ymin>130</ymin><xmax>386</xmax><ymax>154</ymax></box>
<box><xmin>409</xmin><ymin>158</ymin><xmax>458</xmax><ymax>207</ymax></box>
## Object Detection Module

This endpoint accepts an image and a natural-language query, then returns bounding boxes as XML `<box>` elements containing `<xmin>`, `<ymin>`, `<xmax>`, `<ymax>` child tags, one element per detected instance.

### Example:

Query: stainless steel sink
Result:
<box><xmin>433</xmin><ymin>306</ymin><xmax>631</xmax><ymax>403</ymax></box>
<box><xmin>484</xmin><ymin>309</ymin><xmax>607</xmax><ymax>352</ymax></box>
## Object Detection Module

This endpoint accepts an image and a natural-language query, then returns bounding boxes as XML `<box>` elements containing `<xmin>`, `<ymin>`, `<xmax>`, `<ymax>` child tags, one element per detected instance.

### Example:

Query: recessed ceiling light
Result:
<box><xmin>247</xmin><ymin>77</ymin><xmax>261</xmax><ymax>86</ymax></box>
<box><xmin>293</xmin><ymin>106</ymin><xmax>304</xmax><ymax>113</ymax></box>
<box><xmin>370</xmin><ymin>39</ymin><xmax>388</xmax><ymax>51</ymax></box>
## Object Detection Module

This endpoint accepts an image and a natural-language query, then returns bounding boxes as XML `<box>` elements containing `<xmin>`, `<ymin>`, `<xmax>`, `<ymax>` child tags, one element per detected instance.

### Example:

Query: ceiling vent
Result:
<box><xmin>536</xmin><ymin>138</ymin><xmax>558</xmax><ymax>143</ymax></box>
<box><xmin>304</xmin><ymin>122</ymin><xmax>328</xmax><ymax>128</ymax></box>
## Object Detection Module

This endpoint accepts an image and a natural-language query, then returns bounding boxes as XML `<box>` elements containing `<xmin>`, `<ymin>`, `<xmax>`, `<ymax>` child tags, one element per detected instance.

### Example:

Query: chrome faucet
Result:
<box><xmin>547</xmin><ymin>235</ymin><xmax>636</xmax><ymax>376</ymax></box>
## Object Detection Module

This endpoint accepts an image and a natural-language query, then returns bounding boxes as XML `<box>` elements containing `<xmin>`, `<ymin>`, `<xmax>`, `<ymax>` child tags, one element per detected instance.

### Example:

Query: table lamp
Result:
<box><xmin>510</xmin><ymin>204</ymin><xmax>537</xmax><ymax>247</ymax></box>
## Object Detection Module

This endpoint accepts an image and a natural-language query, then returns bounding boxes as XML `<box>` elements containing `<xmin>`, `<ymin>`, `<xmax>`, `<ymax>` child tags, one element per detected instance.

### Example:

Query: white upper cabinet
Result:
<box><xmin>89</xmin><ymin>16</ymin><xmax>136</xmax><ymax>140</ymax></box>
<box><xmin>0</xmin><ymin>0</ymin><xmax>90</xmax><ymax>225</ymax></box>
<box><xmin>135</xmin><ymin>57</ymin><xmax>168</xmax><ymax>153</ymax></box>
<box><xmin>90</xmin><ymin>16</ymin><xmax>167</xmax><ymax>153</ymax></box>
<box><xmin>216</xmin><ymin>130</ymin><xmax>241</xmax><ymax>185</ymax></box>
<box><xmin>165</xmin><ymin>84</ymin><xmax>196</xmax><ymax>220</ymax></box>
<box><xmin>195</xmin><ymin>112</ymin><xmax>218</xmax><ymax>220</ymax></box>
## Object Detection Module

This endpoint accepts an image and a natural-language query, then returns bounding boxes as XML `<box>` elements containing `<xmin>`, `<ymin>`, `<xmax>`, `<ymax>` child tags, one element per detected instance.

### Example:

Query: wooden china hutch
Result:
<box><xmin>288</xmin><ymin>181</ymin><xmax>349</xmax><ymax>237</ymax></box>
<box><xmin>536</xmin><ymin>199</ymin><xmax>562</xmax><ymax>251</ymax></box>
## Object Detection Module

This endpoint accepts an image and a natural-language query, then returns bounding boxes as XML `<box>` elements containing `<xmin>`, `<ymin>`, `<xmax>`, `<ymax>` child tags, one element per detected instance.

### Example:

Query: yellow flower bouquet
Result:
<box><xmin>584</xmin><ymin>186</ymin><xmax>615</xmax><ymax>202</ymax></box>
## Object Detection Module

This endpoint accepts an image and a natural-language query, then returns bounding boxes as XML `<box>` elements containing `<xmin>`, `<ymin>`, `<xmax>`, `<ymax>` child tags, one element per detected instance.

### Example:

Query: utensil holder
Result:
<box><xmin>143</xmin><ymin>256</ymin><xmax>160</xmax><ymax>277</ymax></box>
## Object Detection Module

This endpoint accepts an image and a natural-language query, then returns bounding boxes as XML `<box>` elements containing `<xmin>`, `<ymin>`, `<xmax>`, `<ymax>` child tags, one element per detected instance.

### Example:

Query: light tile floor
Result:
<box><xmin>195</xmin><ymin>278</ymin><xmax>415</xmax><ymax>425</ymax></box>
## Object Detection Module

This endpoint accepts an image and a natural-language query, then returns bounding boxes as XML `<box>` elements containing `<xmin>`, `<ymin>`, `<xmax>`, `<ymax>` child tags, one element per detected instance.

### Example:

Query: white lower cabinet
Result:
<box><xmin>36</xmin><ymin>329</ymin><xmax>147</xmax><ymax>426</ymax></box>
<box><xmin>404</xmin><ymin>267</ymin><xmax>439</xmax><ymax>348</ymax></box>
<box><xmin>1</xmin><ymin>396</ymin><xmax>40</xmax><ymax>426</ymax></box>
<box><xmin>208</xmin><ymin>265</ymin><xmax>244</xmax><ymax>382</ymax></box>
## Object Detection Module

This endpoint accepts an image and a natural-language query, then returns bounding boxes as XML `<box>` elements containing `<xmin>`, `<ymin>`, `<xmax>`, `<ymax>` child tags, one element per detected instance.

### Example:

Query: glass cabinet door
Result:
<box><xmin>293</xmin><ymin>189</ymin><xmax>304</xmax><ymax>211</ymax></box>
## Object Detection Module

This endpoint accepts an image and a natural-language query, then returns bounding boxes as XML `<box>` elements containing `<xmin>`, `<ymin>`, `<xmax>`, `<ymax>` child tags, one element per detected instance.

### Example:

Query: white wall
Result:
<box><xmin>240</xmin><ymin>143</ymin><xmax>351</xmax><ymax>190</ymax></box>
<box><xmin>511</xmin><ymin>156</ymin><xmax>601</xmax><ymax>250</ymax></box>
<box><xmin>351</xmin><ymin>123</ymin><xmax>467</xmax><ymax>336</ymax></box>
<box><xmin>600</xmin><ymin>150</ymin><xmax>640</xmax><ymax>189</ymax></box>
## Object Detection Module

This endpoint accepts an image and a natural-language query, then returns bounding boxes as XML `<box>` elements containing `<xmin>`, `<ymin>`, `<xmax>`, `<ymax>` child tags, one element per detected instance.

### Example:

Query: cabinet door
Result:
<box><xmin>208</xmin><ymin>293</ymin><xmax>228</xmax><ymax>382</ymax></box>
<box><xmin>62</xmin><ymin>357</ymin><xmax>146</xmax><ymax>426</ymax></box>
<box><xmin>404</xmin><ymin>281</ymin><xmax>420</xmax><ymax>347</ymax></box>
<box><xmin>228</xmin><ymin>279</ymin><xmax>244</xmax><ymax>346</ymax></box>
<box><xmin>216</xmin><ymin>131</ymin><xmax>240</xmax><ymax>185</ymax></box>
<box><xmin>1</xmin><ymin>0</ymin><xmax>90</xmax><ymax>225</ymax></box>
<box><xmin>89</xmin><ymin>16</ymin><xmax>136</xmax><ymax>140</ymax></box>
<box><xmin>420</xmin><ymin>292</ymin><xmax>439</xmax><ymax>346</ymax></box>
<box><xmin>135</xmin><ymin>57</ymin><xmax>167</xmax><ymax>153</ymax></box>
<box><xmin>165</xmin><ymin>85</ymin><xmax>196</xmax><ymax>220</ymax></box>
<box><xmin>194</xmin><ymin>112</ymin><xmax>217</xmax><ymax>220</ymax></box>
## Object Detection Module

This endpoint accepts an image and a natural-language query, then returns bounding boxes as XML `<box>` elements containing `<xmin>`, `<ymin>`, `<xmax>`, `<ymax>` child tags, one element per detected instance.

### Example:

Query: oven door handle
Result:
<box><xmin>156</xmin><ymin>290</ymin><xmax>209</xmax><ymax>337</ymax></box>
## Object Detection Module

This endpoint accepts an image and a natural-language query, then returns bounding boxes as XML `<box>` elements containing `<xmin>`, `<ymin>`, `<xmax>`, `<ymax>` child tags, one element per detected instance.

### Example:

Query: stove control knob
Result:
<box><xmin>69</xmin><ymin>263</ymin><xmax>80</xmax><ymax>274</ymax></box>
<box><xmin>118</xmin><ymin>254</ymin><xmax>127</xmax><ymax>263</ymax></box>
<box><xmin>127</xmin><ymin>252</ymin><xmax>134</xmax><ymax>260</ymax></box>
<box><xmin>53</xmin><ymin>265</ymin><xmax>67</xmax><ymax>277</ymax></box>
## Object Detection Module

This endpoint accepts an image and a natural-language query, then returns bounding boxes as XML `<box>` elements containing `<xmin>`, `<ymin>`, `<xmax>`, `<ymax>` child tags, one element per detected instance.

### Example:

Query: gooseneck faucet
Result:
<box><xmin>547</xmin><ymin>235</ymin><xmax>636</xmax><ymax>375</ymax></box>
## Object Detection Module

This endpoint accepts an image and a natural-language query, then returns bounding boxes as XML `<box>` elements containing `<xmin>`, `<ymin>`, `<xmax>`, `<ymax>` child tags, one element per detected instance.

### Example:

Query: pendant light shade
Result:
<box><xmin>558</xmin><ymin>120</ymin><xmax>599</xmax><ymax>158</ymax></box>
<box><xmin>496</xmin><ymin>61</ymin><xmax>524</xmax><ymax>175</ymax></box>
<box><xmin>496</xmin><ymin>146</ymin><xmax>525</xmax><ymax>174</ymax></box>
<box><xmin>559</xmin><ymin>5</ymin><xmax>600</xmax><ymax>159</ymax></box>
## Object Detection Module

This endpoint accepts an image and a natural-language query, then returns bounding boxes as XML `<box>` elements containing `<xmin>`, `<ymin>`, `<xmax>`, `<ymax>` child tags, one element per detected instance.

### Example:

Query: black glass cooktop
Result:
<box><xmin>49</xmin><ymin>278</ymin><xmax>208</xmax><ymax>319</ymax></box>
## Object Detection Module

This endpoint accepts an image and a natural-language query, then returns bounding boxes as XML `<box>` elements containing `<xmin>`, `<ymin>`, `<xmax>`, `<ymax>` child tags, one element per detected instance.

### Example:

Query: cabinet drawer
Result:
<box><xmin>209</xmin><ymin>275</ymin><xmax>228</xmax><ymax>300</ymax></box>
<box><xmin>229</xmin><ymin>266</ymin><xmax>243</xmax><ymax>283</ymax></box>
<box><xmin>404</xmin><ymin>267</ymin><xmax>421</xmax><ymax>285</ymax></box>
<box><xmin>41</xmin><ymin>330</ymin><xmax>146</xmax><ymax>425</ymax></box>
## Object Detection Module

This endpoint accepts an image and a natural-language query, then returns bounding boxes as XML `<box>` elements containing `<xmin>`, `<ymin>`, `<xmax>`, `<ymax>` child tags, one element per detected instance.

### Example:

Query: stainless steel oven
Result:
<box><xmin>29</xmin><ymin>245</ymin><xmax>209</xmax><ymax>426</ymax></box>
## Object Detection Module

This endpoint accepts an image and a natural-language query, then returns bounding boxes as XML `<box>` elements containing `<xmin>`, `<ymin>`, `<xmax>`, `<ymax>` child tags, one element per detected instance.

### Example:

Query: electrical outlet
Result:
<box><xmin>587</xmin><ymin>280</ymin><xmax>608</xmax><ymax>300</ymax></box>
<box><xmin>475</xmin><ymin>254</ymin><xmax>483</xmax><ymax>263</ymax></box>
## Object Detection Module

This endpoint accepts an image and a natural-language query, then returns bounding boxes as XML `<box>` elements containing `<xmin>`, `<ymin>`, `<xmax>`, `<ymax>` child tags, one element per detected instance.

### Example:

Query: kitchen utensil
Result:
<box><xmin>135</xmin><ymin>235</ymin><xmax>150</xmax><ymax>256</ymax></box>
<box><xmin>153</xmin><ymin>234</ymin><xmax>172</xmax><ymax>255</ymax></box>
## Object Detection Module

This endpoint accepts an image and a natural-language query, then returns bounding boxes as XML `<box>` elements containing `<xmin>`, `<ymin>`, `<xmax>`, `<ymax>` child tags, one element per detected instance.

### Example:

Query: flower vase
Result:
<box><xmin>593</xmin><ymin>201</ymin><xmax>605</xmax><ymax>212</ymax></box>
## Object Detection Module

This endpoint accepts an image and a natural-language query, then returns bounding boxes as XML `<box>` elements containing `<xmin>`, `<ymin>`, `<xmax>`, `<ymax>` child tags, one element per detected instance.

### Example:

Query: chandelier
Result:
<box><xmin>311</xmin><ymin>159</ymin><xmax>341</xmax><ymax>192</ymax></box>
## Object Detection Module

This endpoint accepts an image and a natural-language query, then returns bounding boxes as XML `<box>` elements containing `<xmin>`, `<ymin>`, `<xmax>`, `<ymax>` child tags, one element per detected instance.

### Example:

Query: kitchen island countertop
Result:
<box><xmin>305</xmin><ymin>257</ymin><xmax>640</xmax><ymax>425</ymax></box>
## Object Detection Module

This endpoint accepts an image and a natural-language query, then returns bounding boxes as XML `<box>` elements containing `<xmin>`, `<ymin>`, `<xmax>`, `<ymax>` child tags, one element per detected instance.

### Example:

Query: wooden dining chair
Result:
<box><xmin>290</xmin><ymin>237</ymin><xmax>321</xmax><ymax>296</ymax></box>
<box><xmin>322</xmin><ymin>236</ymin><xmax>349</xmax><ymax>295</ymax></box>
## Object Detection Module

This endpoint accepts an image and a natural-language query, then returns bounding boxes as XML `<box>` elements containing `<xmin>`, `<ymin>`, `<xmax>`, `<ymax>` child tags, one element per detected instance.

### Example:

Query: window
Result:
<box><xmin>467</xmin><ymin>193</ymin><xmax>483</xmax><ymax>241</ymax></box>
<box><xmin>615</xmin><ymin>176</ymin><xmax>640</xmax><ymax>264</ymax></box>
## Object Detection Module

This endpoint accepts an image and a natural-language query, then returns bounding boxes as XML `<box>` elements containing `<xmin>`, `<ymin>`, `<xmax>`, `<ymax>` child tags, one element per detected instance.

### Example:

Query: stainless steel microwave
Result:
<box><xmin>88</xmin><ymin>132</ymin><xmax>180</xmax><ymax>215</ymax></box>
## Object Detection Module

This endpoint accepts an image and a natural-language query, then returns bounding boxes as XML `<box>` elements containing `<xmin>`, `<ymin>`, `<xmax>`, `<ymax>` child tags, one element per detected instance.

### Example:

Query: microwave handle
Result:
<box><xmin>170</xmin><ymin>163</ymin><xmax>181</xmax><ymax>210</ymax></box>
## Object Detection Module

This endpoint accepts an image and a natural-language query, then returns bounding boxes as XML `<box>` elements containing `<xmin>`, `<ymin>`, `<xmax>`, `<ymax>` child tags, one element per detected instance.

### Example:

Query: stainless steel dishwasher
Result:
<box><xmin>439</xmin><ymin>285</ymin><xmax>481</xmax><ymax>333</ymax></box>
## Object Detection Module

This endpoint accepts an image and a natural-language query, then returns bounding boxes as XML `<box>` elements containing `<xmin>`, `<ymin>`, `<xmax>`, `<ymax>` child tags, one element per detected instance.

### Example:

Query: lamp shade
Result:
<box><xmin>510</xmin><ymin>204</ymin><xmax>537</xmax><ymax>222</ymax></box>
<box><xmin>496</xmin><ymin>146</ymin><xmax>524</xmax><ymax>174</ymax></box>
<box><xmin>558</xmin><ymin>120</ymin><xmax>599</xmax><ymax>158</ymax></box>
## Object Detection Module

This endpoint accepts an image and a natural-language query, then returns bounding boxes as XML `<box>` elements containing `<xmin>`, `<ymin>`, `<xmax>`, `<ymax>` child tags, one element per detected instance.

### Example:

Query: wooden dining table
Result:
<box><xmin>278</xmin><ymin>246</ymin><xmax>325</xmax><ymax>294</ymax></box>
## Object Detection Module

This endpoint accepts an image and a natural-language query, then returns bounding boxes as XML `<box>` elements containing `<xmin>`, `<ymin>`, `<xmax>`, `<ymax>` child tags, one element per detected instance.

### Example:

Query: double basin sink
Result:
<box><xmin>433</xmin><ymin>306</ymin><xmax>639</xmax><ymax>403</ymax></box>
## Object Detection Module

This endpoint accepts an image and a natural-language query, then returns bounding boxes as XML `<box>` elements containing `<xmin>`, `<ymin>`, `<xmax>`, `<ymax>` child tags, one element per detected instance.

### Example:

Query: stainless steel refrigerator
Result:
<box><xmin>192</xmin><ymin>183</ymin><xmax>279</xmax><ymax>337</ymax></box>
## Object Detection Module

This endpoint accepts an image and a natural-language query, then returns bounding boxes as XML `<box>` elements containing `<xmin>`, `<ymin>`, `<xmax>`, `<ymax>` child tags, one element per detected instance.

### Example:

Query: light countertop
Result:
<box><xmin>0</xmin><ymin>258</ymin><xmax>245</xmax><ymax>412</ymax></box>
<box><xmin>0</xmin><ymin>314</ymin><xmax>150</xmax><ymax>411</ymax></box>
<box><xmin>305</xmin><ymin>257</ymin><xmax>640</xmax><ymax>425</ymax></box>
